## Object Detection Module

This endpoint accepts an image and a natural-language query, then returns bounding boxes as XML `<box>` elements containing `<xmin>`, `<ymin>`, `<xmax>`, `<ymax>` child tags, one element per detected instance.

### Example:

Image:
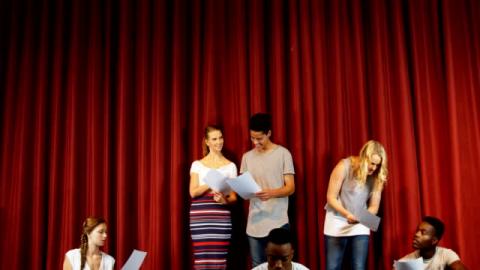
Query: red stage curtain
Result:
<box><xmin>1</xmin><ymin>0</ymin><xmax>479</xmax><ymax>269</ymax></box>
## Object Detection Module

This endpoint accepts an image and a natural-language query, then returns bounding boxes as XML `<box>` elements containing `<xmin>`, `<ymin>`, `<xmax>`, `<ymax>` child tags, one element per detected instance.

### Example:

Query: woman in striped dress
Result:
<box><xmin>189</xmin><ymin>125</ymin><xmax>237</xmax><ymax>269</ymax></box>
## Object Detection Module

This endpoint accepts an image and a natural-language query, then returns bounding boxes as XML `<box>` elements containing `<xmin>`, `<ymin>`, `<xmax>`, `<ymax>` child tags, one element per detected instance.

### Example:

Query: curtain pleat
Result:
<box><xmin>1</xmin><ymin>0</ymin><xmax>479</xmax><ymax>269</ymax></box>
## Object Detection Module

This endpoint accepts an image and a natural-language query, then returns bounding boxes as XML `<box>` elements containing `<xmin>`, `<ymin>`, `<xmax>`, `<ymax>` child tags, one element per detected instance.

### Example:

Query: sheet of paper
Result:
<box><xmin>354</xmin><ymin>206</ymin><xmax>381</xmax><ymax>232</ymax></box>
<box><xmin>393</xmin><ymin>257</ymin><xmax>424</xmax><ymax>270</ymax></box>
<box><xmin>226</xmin><ymin>171</ymin><xmax>261</xmax><ymax>199</ymax></box>
<box><xmin>203</xmin><ymin>170</ymin><xmax>231</xmax><ymax>194</ymax></box>
<box><xmin>121</xmin><ymin>249</ymin><xmax>147</xmax><ymax>270</ymax></box>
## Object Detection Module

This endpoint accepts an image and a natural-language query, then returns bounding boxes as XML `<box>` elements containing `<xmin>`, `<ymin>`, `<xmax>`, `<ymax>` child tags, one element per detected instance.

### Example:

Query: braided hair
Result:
<box><xmin>80</xmin><ymin>217</ymin><xmax>106</xmax><ymax>270</ymax></box>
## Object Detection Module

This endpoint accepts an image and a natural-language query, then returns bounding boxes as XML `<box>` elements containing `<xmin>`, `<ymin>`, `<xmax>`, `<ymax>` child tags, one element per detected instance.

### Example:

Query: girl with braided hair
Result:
<box><xmin>63</xmin><ymin>217</ymin><xmax>115</xmax><ymax>270</ymax></box>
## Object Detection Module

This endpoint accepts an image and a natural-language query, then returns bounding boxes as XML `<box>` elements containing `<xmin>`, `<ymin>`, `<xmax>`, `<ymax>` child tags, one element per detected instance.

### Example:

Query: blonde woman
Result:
<box><xmin>63</xmin><ymin>217</ymin><xmax>114</xmax><ymax>270</ymax></box>
<box><xmin>324</xmin><ymin>140</ymin><xmax>388</xmax><ymax>270</ymax></box>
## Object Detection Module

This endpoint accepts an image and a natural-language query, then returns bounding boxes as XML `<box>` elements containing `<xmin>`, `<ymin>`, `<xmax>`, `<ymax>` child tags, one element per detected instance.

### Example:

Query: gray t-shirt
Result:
<box><xmin>240</xmin><ymin>145</ymin><xmax>295</xmax><ymax>237</ymax></box>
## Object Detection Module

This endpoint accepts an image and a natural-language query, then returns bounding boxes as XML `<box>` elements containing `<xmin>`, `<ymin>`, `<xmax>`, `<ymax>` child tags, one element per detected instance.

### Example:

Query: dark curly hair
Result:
<box><xmin>423</xmin><ymin>216</ymin><xmax>445</xmax><ymax>240</ymax></box>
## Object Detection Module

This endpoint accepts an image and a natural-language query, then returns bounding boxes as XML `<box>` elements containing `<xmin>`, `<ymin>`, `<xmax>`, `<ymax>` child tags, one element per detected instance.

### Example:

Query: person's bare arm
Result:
<box><xmin>448</xmin><ymin>260</ymin><xmax>468</xmax><ymax>270</ymax></box>
<box><xmin>255</xmin><ymin>174</ymin><xmax>295</xmax><ymax>201</ymax></box>
<box><xmin>63</xmin><ymin>255</ymin><xmax>73</xmax><ymax>270</ymax></box>
<box><xmin>326</xmin><ymin>160</ymin><xmax>357</xmax><ymax>223</ymax></box>
<box><xmin>189</xmin><ymin>172</ymin><xmax>210</xmax><ymax>198</ymax></box>
<box><xmin>367</xmin><ymin>181</ymin><xmax>385</xmax><ymax>215</ymax></box>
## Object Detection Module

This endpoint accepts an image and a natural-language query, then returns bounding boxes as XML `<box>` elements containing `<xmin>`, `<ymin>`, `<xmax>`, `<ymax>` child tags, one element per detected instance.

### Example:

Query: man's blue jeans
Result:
<box><xmin>248</xmin><ymin>234</ymin><xmax>268</xmax><ymax>267</ymax></box>
<box><xmin>248</xmin><ymin>224</ymin><xmax>290</xmax><ymax>267</ymax></box>
<box><xmin>324</xmin><ymin>235</ymin><xmax>369</xmax><ymax>270</ymax></box>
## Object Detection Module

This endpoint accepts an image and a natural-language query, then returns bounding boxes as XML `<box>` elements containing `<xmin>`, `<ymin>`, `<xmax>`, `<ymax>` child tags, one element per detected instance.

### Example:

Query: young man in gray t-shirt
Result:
<box><xmin>240</xmin><ymin>113</ymin><xmax>295</xmax><ymax>267</ymax></box>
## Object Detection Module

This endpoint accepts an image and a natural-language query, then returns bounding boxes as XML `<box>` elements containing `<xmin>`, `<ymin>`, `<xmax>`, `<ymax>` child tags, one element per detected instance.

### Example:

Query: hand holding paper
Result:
<box><xmin>254</xmin><ymin>190</ymin><xmax>276</xmax><ymax>201</ymax></box>
<box><xmin>226</xmin><ymin>172</ymin><xmax>261</xmax><ymax>199</ymax></box>
<box><xmin>354</xmin><ymin>205</ymin><xmax>381</xmax><ymax>232</ymax></box>
<box><xmin>203</xmin><ymin>170</ymin><xmax>232</xmax><ymax>194</ymax></box>
<box><xmin>393</xmin><ymin>257</ymin><xmax>423</xmax><ymax>270</ymax></box>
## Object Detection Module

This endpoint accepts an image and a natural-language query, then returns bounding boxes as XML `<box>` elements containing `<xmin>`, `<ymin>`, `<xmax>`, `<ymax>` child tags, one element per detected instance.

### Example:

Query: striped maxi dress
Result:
<box><xmin>190</xmin><ymin>193</ymin><xmax>232</xmax><ymax>269</ymax></box>
<box><xmin>189</xmin><ymin>160</ymin><xmax>236</xmax><ymax>269</ymax></box>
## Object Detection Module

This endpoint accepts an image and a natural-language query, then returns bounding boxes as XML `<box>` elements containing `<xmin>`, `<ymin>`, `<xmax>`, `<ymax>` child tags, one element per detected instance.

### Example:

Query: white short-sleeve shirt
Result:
<box><xmin>190</xmin><ymin>161</ymin><xmax>237</xmax><ymax>186</ymax></box>
<box><xmin>252</xmin><ymin>261</ymin><xmax>309</xmax><ymax>270</ymax></box>
<box><xmin>65</xmin><ymin>248</ymin><xmax>115</xmax><ymax>270</ymax></box>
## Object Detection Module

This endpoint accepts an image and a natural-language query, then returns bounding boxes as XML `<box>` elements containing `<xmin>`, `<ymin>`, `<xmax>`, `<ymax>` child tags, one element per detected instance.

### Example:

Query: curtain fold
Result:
<box><xmin>1</xmin><ymin>0</ymin><xmax>479</xmax><ymax>269</ymax></box>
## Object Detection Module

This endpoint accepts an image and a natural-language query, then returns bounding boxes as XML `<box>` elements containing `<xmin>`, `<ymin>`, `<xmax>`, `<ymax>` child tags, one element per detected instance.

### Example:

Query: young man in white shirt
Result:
<box><xmin>252</xmin><ymin>228</ymin><xmax>308</xmax><ymax>270</ymax></box>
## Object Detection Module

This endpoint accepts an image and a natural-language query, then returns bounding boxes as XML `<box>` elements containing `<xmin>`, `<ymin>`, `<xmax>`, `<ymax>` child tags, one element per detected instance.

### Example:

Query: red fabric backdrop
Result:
<box><xmin>1</xmin><ymin>0</ymin><xmax>480</xmax><ymax>269</ymax></box>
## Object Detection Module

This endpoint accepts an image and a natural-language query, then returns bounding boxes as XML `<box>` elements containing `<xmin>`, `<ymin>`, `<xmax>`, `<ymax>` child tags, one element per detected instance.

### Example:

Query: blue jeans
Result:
<box><xmin>248</xmin><ymin>224</ymin><xmax>290</xmax><ymax>267</ymax></box>
<box><xmin>324</xmin><ymin>235</ymin><xmax>369</xmax><ymax>270</ymax></box>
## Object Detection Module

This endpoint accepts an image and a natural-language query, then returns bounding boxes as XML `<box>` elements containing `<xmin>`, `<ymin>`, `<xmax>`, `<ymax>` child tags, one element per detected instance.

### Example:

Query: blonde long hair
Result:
<box><xmin>353</xmin><ymin>140</ymin><xmax>388</xmax><ymax>186</ymax></box>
